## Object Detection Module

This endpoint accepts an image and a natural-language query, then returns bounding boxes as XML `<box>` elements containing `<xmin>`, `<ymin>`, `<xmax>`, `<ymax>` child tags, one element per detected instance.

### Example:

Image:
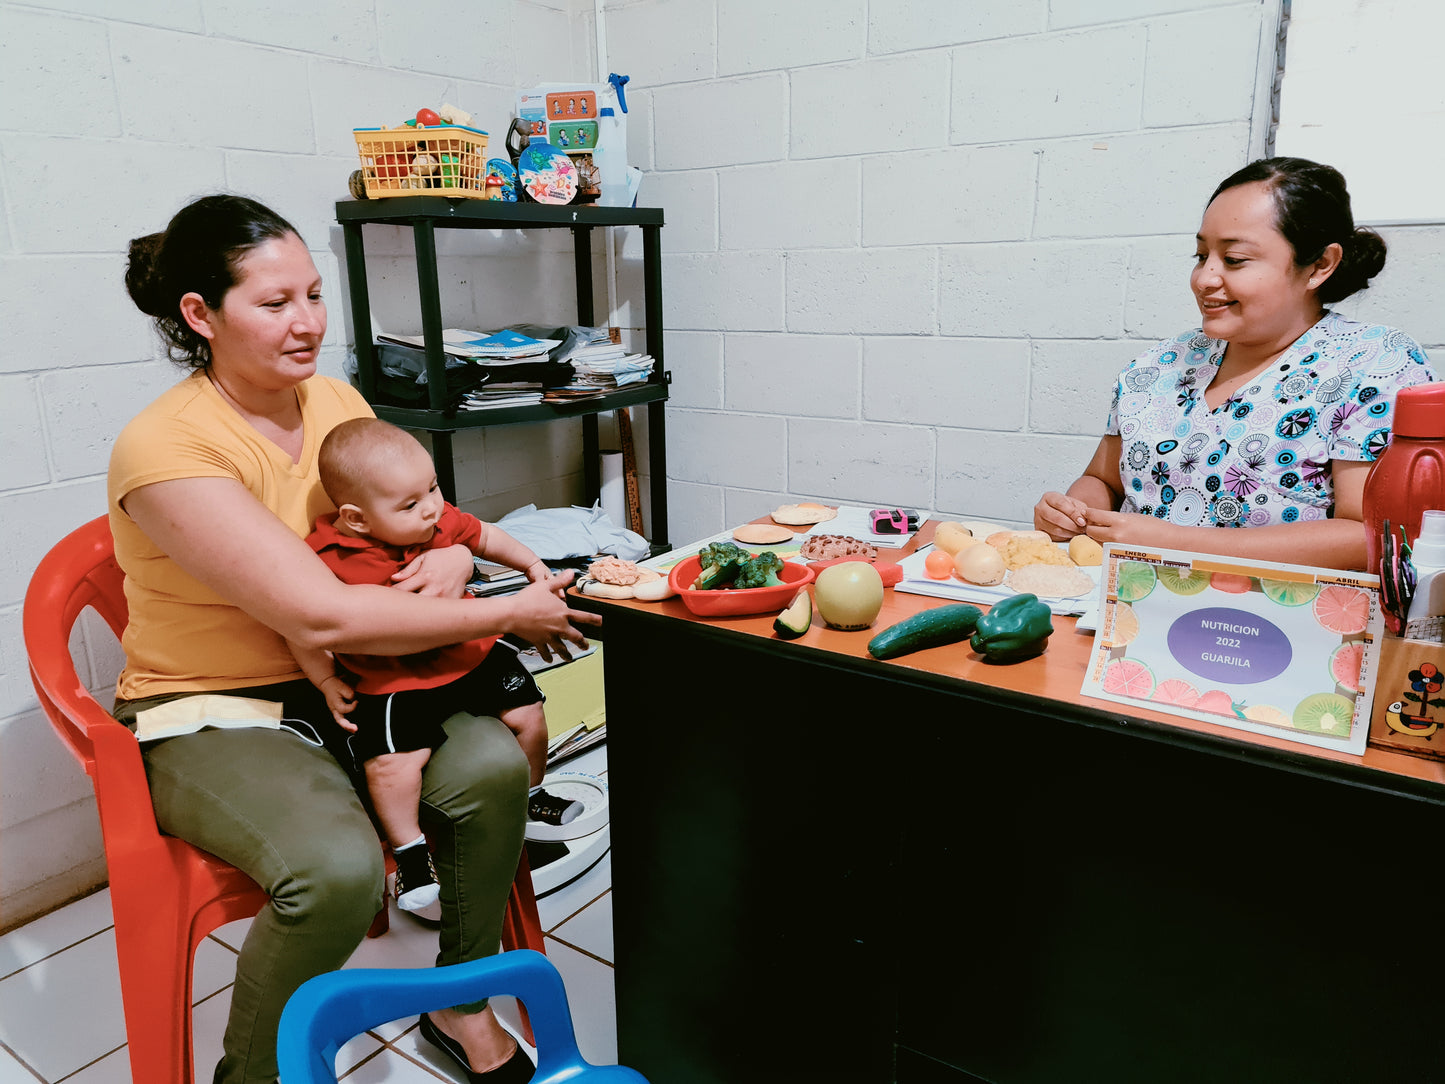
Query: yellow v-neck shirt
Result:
<box><xmin>108</xmin><ymin>372</ymin><xmax>372</xmax><ymax>700</ymax></box>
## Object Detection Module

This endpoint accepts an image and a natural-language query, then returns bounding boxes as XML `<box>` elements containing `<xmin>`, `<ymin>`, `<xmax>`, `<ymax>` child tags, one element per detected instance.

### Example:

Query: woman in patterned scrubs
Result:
<box><xmin>1036</xmin><ymin>158</ymin><xmax>1435</xmax><ymax>570</ymax></box>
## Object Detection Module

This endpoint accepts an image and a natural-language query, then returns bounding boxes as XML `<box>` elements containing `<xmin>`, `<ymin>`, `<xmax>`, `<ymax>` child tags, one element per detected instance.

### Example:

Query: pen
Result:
<box><xmin>1381</xmin><ymin>520</ymin><xmax>1402</xmax><ymax>629</ymax></box>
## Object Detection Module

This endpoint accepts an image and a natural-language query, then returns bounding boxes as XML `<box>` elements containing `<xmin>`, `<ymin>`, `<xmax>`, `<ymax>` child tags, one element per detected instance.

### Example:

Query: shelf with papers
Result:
<box><xmin>371</xmin><ymin>379</ymin><xmax>667</xmax><ymax>430</ymax></box>
<box><xmin>336</xmin><ymin>196</ymin><xmax>670</xmax><ymax>550</ymax></box>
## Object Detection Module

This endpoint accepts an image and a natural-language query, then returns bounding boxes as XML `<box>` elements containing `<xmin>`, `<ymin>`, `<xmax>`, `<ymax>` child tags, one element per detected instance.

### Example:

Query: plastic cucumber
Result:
<box><xmin>866</xmin><ymin>604</ymin><xmax>984</xmax><ymax>660</ymax></box>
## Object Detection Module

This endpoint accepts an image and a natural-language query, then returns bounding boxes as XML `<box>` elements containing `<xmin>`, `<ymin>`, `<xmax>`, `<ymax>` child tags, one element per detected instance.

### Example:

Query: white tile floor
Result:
<box><xmin>0</xmin><ymin>746</ymin><xmax>615</xmax><ymax>1084</ymax></box>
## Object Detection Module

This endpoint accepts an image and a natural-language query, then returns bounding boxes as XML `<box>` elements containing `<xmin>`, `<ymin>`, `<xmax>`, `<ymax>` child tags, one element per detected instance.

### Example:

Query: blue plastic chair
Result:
<box><xmin>276</xmin><ymin>949</ymin><xmax>647</xmax><ymax>1083</ymax></box>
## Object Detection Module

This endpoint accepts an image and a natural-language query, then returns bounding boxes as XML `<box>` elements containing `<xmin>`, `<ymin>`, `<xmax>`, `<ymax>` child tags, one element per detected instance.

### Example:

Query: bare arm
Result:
<box><xmin>1081</xmin><ymin>459</ymin><xmax>1370</xmax><ymax>570</ymax></box>
<box><xmin>285</xmin><ymin>637</ymin><xmax>357</xmax><ymax>728</ymax></box>
<box><xmin>123</xmin><ymin>476</ymin><xmax>598</xmax><ymax>657</ymax></box>
<box><xmin>286</xmin><ymin>637</ymin><xmax>341</xmax><ymax>690</ymax></box>
<box><xmin>475</xmin><ymin>523</ymin><xmax>550</xmax><ymax>584</ymax></box>
<box><xmin>1035</xmin><ymin>435</ymin><xmax>1125</xmax><ymax>540</ymax></box>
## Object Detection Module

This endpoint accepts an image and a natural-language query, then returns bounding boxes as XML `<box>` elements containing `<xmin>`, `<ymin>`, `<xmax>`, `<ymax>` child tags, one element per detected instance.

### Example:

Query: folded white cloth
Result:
<box><xmin>497</xmin><ymin>502</ymin><xmax>649</xmax><ymax>561</ymax></box>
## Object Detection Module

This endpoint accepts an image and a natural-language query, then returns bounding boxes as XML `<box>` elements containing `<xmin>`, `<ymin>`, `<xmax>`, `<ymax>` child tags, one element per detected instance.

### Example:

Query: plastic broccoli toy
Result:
<box><xmin>690</xmin><ymin>543</ymin><xmax>785</xmax><ymax>590</ymax></box>
<box><xmin>692</xmin><ymin>542</ymin><xmax>748</xmax><ymax>590</ymax></box>
<box><xmin>733</xmin><ymin>550</ymin><xmax>783</xmax><ymax>589</ymax></box>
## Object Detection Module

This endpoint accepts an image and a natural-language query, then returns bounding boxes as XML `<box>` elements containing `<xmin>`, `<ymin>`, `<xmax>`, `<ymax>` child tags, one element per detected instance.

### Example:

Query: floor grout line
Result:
<box><xmin>542</xmin><ymin>885</ymin><xmax>613</xmax><ymax>935</ymax></box>
<box><xmin>381</xmin><ymin>1038</ymin><xmax>458</xmax><ymax>1082</ymax></box>
<box><xmin>0</xmin><ymin>926</ymin><xmax>115</xmax><ymax>983</ymax></box>
<box><xmin>193</xmin><ymin>981</ymin><xmax>235</xmax><ymax>1008</ymax></box>
<box><xmin>544</xmin><ymin>933</ymin><xmax>614</xmax><ymax>969</ymax></box>
<box><xmin>0</xmin><ymin>1038</ymin><xmax>46</xmax><ymax>1083</ymax></box>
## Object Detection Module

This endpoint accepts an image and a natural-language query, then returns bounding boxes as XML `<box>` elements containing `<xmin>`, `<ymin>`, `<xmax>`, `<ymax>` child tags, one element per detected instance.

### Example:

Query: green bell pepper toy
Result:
<box><xmin>970</xmin><ymin>592</ymin><xmax>1054</xmax><ymax>663</ymax></box>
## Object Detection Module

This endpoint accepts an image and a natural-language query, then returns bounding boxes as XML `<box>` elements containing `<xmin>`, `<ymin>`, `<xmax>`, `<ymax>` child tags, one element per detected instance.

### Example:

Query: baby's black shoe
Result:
<box><xmin>393</xmin><ymin>840</ymin><xmax>440</xmax><ymax>912</ymax></box>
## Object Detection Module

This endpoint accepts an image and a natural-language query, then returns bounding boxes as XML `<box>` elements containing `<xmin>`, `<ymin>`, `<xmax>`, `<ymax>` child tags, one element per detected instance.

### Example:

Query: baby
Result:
<box><xmin>289</xmin><ymin>417</ymin><xmax>551</xmax><ymax>911</ymax></box>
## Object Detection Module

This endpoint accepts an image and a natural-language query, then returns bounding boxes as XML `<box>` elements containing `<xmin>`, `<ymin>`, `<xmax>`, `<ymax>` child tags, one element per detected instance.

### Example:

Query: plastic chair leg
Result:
<box><xmin>112</xmin><ymin>882</ymin><xmax>197</xmax><ymax>1084</ymax></box>
<box><xmin>367</xmin><ymin>905</ymin><xmax>390</xmax><ymax>939</ymax></box>
<box><xmin>500</xmin><ymin>851</ymin><xmax>546</xmax><ymax>1046</ymax></box>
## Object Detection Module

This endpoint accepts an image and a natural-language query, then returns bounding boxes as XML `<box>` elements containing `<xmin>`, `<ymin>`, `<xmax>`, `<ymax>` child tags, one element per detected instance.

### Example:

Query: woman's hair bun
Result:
<box><xmin>1318</xmin><ymin>226</ymin><xmax>1387</xmax><ymax>304</ymax></box>
<box><xmin>124</xmin><ymin>232</ymin><xmax>169</xmax><ymax>317</ymax></box>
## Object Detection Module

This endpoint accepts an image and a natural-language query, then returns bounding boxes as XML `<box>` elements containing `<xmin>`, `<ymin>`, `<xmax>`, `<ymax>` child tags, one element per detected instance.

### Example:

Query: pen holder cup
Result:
<box><xmin>1367</xmin><ymin>634</ymin><xmax>1445</xmax><ymax>761</ymax></box>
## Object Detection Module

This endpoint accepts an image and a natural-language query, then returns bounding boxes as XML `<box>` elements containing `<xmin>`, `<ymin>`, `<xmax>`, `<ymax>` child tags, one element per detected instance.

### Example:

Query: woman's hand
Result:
<box><xmin>1034</xmin><ymin>491</ymin><xmax>1090</xmax><ymax>541</ymax></box>
<box><xmin>1083</xmin><ymin>509</ymin><xmax>1183</xmax><ymax>548</ymax></box>
<box><xmin>391</xmin><ymin>543</ymin><xmax>475</xmax><ymax>597</ymax></box>
<box><xmin>511</xmin><ymin>571</ymin><xmax>602</xmax><ymax>661</ymax></box>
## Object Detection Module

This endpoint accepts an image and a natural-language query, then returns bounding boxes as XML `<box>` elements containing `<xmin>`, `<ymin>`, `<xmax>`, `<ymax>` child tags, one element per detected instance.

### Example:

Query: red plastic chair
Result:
<box><xmin>23</xmin><ymin>515</ymin><xmax>545</xmax><ymax>1084</ymax></box>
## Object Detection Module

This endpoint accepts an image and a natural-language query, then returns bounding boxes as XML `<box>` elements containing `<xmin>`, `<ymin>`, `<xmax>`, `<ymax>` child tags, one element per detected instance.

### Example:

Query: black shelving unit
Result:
<box><xmin>336</xmin><ymin>196</ymin><xmax>669</xmax><ymax>550</ymax></box>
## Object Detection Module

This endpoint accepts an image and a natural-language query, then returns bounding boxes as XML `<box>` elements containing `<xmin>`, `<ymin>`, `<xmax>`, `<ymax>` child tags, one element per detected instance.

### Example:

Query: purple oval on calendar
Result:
<box><xmin>1167</xmin><ymin>607</ymin><xmax>1292</xmax><ymax>685</ymax></box>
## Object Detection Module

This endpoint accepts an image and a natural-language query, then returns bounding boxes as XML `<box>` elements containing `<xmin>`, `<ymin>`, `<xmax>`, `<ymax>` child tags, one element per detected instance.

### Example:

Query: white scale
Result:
<box><xmin>525</xmin><ymin>771</ymin><xmax>610</xmax><ymax>896</ymax></box>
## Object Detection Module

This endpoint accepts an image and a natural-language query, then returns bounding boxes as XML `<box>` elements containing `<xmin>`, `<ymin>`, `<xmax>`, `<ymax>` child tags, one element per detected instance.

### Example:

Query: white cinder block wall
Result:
<box><xmin>605</xmin><ymin>0</ymin><xmax>1445</xmax><ymax>545</ymax></box>
<box><xmin>0</xmin><ymin>0</ymin><xmax>600</xmax><ymax>929</ymax></box>
<box><xmin>5</xmin><ymin>0</ymin><xmax>1444</xmax><ymax>927</ymax></box>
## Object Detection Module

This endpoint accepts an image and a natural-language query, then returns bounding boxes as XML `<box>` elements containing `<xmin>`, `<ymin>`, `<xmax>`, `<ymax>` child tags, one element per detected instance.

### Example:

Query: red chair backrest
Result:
<box><xmin>23</xmin><ymin>515</ymin><xmax>166</xmax><ymax>845</ymax></box>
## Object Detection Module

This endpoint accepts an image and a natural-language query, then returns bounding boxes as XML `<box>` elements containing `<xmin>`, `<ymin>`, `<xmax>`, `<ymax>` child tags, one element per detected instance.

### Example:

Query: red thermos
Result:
<box><xmin>1362</xmin><ymin>382</ymin><xmax>1445</xmax><ymax>574</ymax></box>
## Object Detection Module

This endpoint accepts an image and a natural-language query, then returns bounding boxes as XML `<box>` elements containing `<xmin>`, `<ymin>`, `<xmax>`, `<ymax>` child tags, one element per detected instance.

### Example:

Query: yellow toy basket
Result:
<box><xmin>352</xmin><ymin>125</ymin><xmax>491</xmax><ymax>198</ymax></box>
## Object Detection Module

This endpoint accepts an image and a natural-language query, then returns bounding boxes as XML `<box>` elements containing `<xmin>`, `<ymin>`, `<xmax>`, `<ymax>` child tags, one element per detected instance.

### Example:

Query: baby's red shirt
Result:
<box><xmin>307</xmin><ymin>504</ymin><xmax>499</xmax><ymax>693</ymax></box>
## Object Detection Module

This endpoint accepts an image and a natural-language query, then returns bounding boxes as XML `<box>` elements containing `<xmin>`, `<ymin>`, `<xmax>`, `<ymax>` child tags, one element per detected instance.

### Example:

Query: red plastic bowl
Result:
<box><xmin>667</xmin><ymin>554</ymin><xmax>815</xmax><ymax>617</ymax></box>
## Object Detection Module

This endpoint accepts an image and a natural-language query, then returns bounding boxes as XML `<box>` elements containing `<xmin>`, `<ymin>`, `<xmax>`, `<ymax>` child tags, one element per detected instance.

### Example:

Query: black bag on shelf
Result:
<box><xmin>369</xmin><ymin>344</ymin><xmax>492</xmax><ymax>412</ymax></box>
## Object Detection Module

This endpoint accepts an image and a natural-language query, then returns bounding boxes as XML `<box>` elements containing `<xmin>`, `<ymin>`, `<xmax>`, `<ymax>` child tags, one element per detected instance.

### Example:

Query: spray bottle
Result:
<box><xmin>1404</xmin><ymin>510</ymin><xmax>1445</xmax><ymax>640</ymax></box>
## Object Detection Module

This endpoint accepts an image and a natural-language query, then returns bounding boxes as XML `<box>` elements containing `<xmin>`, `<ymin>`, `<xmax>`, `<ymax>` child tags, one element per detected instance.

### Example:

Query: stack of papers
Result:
<box><xmin>379</xmin><ymin>328</ymin><xmax>561</xmax><ymax>363</ymax></box>
<box><xmin>572</xmin><ymin>352</ymin><xmax>655</xmax><ymax>388</ymax></box>
<box><xmin>459</xmin><ymin>381</ymin><xmax>546</xmax><ymax>410</ymax></box>
<box><xmin>556</xmin><ymin>327</ymin><xmax>621</xmax><ymax>363</ymax></box>
<box><xmin>555</xmin><ymin>327</ymin><xmax>654</xmax><ymax>388</ymax></box>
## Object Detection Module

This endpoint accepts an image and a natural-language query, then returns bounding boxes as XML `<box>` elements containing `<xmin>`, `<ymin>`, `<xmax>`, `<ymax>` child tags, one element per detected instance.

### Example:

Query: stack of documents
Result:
<box><xmin>379</xmin><ymin>328</ymin><xmax>561</xmax><ymax>363</ymax></box>
<box><xmin>572</xmin><ymin>352</ymin><xmax>654</xmax><ymax>388</ymax></box>
<box><xmin>459</xmin><ymin>382</ymin><xmax>546</xmax><ymax>410</ymax></box>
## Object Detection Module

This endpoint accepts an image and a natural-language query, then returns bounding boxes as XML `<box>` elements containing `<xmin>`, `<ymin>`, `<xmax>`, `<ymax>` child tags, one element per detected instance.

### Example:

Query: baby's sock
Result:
<box><xmin>393</xmin><ymin>836</ymin><xmax>440</xmax><ymax>911</ymax></box>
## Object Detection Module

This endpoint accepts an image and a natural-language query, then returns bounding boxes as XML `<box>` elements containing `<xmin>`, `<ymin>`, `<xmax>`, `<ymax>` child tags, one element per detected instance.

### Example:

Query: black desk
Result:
<box><xmin>588</xmin><ymin>577</ymin><xmax>1445</xmax><ymax>1083</ymax></box>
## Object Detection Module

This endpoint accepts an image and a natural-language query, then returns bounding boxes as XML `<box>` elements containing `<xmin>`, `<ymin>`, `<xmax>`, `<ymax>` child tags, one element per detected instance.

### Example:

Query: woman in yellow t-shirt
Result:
<box><xmin>109</xmin><ymin>195</ymin><xmax>595</xmax><ymax>1084</ymax></box>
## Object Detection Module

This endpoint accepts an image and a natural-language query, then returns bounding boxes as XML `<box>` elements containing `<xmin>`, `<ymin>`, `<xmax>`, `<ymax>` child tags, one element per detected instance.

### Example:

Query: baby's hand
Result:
<box><xmin>320</xmin><ymin>675</ymin><xmax>358</xmax><ymax>732</ymax></box>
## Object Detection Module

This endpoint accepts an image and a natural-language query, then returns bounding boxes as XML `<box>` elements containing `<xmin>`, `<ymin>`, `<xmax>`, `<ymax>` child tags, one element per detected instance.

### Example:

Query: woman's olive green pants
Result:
<box><xmin>138</xmin><ymin>714</ymin><xmax>527</xmax><ymax>1084</ymax></box>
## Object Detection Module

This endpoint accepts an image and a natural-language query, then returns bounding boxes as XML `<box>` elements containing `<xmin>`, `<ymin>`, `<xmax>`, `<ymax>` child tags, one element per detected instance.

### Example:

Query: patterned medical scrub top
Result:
<box><xmin>1106</xmin><ymin>312</ymin><xmax>1435</xmax><ymax>528</ymax></box>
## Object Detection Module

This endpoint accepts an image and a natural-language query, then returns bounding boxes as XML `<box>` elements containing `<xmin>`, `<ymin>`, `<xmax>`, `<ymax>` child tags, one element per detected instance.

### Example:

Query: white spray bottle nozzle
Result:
<box><xmin>1411</xmin><ymin>509</ymin><xmax>1445</xmax><ymax>573</ymax></box>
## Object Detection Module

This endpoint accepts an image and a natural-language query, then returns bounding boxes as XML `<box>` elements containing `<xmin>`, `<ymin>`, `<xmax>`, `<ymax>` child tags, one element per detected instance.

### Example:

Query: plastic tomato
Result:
<box><xmin>376</xmin><ymin>153</ymin><xmax>409</xmax><ymax>179</ymax></box>
<box><xmin>924</xmin><ymin>549</ymin><xmax>955</xmax><ymax>580</ymax></box>
<box><xmin>416</xmin><ymin>108</ymin><xmax>441</xmax><ymax>126</ymax></box>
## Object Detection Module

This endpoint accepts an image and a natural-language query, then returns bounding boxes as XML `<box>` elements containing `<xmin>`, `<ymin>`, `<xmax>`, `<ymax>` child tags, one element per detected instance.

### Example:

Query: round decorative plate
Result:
<box><xmin>484</xmin><ymin>157</ymin><xmax>518</xmax><ymax>201</ymax></box>
<box><xmin>516</xmin><ymin>142</ymin><xmax>577</xmax><ymax>204</ymax></box>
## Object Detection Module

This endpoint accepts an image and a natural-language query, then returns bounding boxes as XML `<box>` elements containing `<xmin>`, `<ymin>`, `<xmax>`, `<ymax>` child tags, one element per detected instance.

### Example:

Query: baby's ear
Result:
<box><xmin>337</xmin><ymin>502</ymin><xmax>368</xmax><ymax>533</ymax></box>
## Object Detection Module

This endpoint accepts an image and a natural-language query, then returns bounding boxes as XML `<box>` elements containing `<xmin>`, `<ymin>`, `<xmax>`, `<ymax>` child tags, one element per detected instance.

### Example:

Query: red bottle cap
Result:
<box><xmin>1391</xmin><ymin>382</ymin><xmax>1445</xmax><ymax>439</ymax></box>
